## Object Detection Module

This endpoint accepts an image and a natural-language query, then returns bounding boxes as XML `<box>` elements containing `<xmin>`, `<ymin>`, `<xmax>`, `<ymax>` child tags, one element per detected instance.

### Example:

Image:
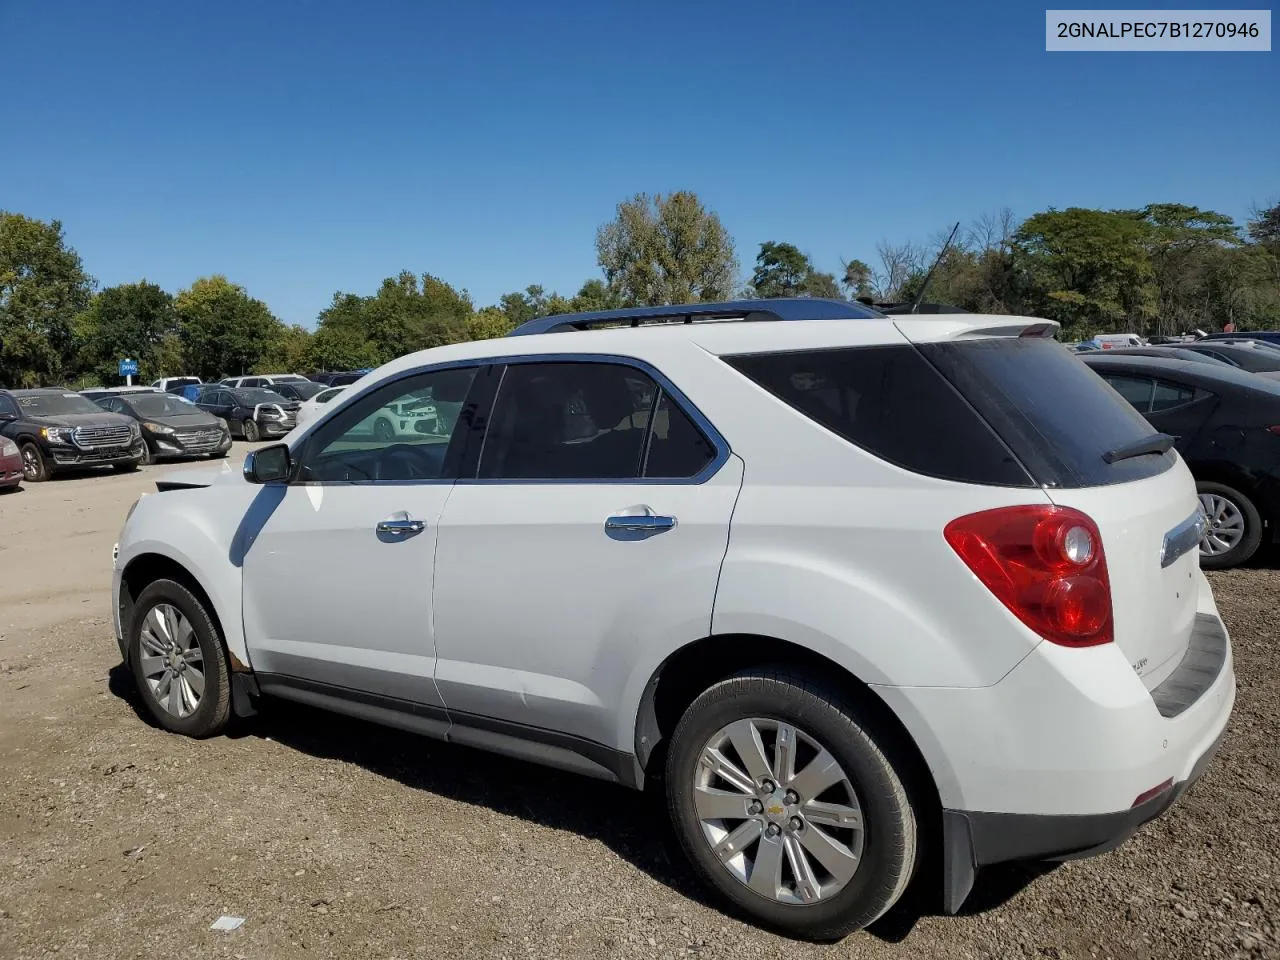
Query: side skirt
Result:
<box><xmin>254</xmin><ymin>673</ymin><xmax>644</xmax><ymax>789</ymax></box>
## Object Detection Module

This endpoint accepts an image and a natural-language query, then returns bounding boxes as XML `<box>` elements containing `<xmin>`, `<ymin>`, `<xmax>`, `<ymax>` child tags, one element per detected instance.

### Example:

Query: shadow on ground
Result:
<box><xmin>107</xmin><ymin>662</ymin><xmax>1053</xmax><ymax>941</ymax></box>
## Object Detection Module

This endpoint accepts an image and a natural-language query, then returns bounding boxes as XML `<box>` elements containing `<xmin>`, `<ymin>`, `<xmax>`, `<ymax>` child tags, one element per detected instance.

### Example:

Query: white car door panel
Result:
<box><xmin>240</xmin><ymin>364</ymin><xmax>482</xmax><ymax>712</ymax></box>
<box><xmin>431</xmin><ymin>358</ymin><xmax>741</xmax><ymax>754</ymax></box>
<box><xmin>241</xmin><ymin>483</ymin><xmax>453</xmax><ymax>707</ymax></box>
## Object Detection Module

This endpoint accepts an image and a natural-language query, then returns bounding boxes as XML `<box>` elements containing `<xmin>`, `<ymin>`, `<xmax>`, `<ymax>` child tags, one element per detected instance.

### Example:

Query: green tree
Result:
<box><xmin>1012</xmin><ymin>208</ymin><xmax>1156</xmax><ymax>339</ymax></box>
<box><xmin>175</xmin><ymin>275</ymin><xmax>284</xmax><ymax>380</ymax></box>
<box><xmin>840</xmin><ymin>259</ymin><xmax>874</xmax><ymax>300</ymax></box>
<box><xmin>466</xmin><ymin>306</ymin><xmax>514</xmax><ymax>340</ymax></box>
<box><xmin>0</xmin><ymin>212</ymin><xmax>95</xmax><ymax>387</ymax></box>
<box><xmin>255</xmin><ymin>324</ymin><xmax>314</xmax><ymax>373</ymax></box>
<box><xmin>596</xmin><ymin>192</ymin><xmax>738</xmax><ymax>305</ymax></box>
<box><xmin>1133</xmin><ymin>203</ymin><xmax>1242</xmax><ymax>335</ymax></box>
<box><xmin>312</xmin><ymin>272</ymin><xmax>473</xmax><ymax>368</ymax></box>
<box><xmin>76</xmin><ymin>281</ymin><xmax>178</xmax><ymax>385</ymax></box>
<box><xmin>1248</xmin><ymin>201</ymin><xmax>1280</xmax><ymax>246</ymax></box>
<box><xmin>750</xmin><ymin>241</ymin><xmax>812</xmax><ymax>298</ymax></box>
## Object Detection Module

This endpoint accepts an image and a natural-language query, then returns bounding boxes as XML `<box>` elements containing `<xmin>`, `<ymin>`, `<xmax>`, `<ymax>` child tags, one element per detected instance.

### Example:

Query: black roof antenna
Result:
<box><xmin>910</xmin><ymin>221</ymin><xmax>961</xmax><ymax>314</ymax></box>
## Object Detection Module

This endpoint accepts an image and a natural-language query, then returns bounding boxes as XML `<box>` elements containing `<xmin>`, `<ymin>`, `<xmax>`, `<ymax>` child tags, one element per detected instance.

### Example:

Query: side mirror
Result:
<box><xmin>0</xmin><ymin>412</ymin><xmax>15</xmax><ymax>421</ymax></box>
<box><xmin>243</xmin><ymin>443</ymin><xmax>291</xmax><ymax>484</ymax></box>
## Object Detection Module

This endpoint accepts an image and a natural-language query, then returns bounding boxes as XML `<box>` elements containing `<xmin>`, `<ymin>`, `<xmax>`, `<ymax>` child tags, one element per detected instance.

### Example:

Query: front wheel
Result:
<box><xmin>373</xmin><ymin>417</ymin><xmax>395</xmax><ymax>442</ymax></box>
<box><xmin>20</xmin><ymin>442</ymin><xmax>48</xmax><ymax>482</ymax></box>
<box><xmin>1197</xmin><ymin>481</ymin><xmax>1262</xmax><ymax>569</ymax></box>
<box><xmin>243</xmin><ymin>419</ymin><xmax>260</xmax><ymax>442</ymax></box>
<box><xmin>665</xmin><ymin>669</ymin><xmax>917</xmax><ymax>939</ymax></box>
<box><xmin>128</xmin><ymin>579</ymin><xmax>231</xmax><ymax>738</ymax></box>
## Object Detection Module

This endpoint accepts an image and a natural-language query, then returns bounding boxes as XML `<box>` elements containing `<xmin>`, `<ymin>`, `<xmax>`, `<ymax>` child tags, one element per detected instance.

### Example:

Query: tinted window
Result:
<box><xmin>920</xmin><ymin>339</ymin><xmax>1173</xmax><ymax>487</ymax></box>
<box><xmin>234</xmin><ymin>388</ymin><xmax>289</xmax><ymax>405</ymax></box>
<box><xmin>644</xmin><ymin>394</ymin><xmax>716</xmax><ymax>478</ymax></box>
<box><xmin>1103</xmin><ymin>374</ymin><xmax>1155</xmax><ymax>412</ymax></box>
<box><xmin>727</xmin><ymin>346</ymin><xmax>1032</xmax><ymax>486</ymax></box>
<box><xmin>479</xmin><ymin>363</ymin><xmax>653</xmax><ymax>480</ymax></box>
<box><xmin>298</xmin><ymin>367</ymin><xmax>479</xmax><ymax>482</ymax></box>
<box><xmin>0</xmin><ymin>396</ymin><xmax>19</xmax><ymax>418</ymax></box>
<box><xmin>1151</xmin><ymin>380</ymin><xmax>1196</xmax><ymax>412</ymax></box>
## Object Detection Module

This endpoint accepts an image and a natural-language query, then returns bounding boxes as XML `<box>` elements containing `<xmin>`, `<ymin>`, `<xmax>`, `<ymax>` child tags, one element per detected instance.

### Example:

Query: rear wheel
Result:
<box><xmin>665</xmin><ymin>669</ymin><xmax>917</xmax><ymax>940</ymax></box>
<box><xmin>243</xmin><ymin>419</ymin><xmax>260</xmax><ymax>442</ymax></box>
<box><xmin>20</xmin><ymin>442</ymin><xmax>48</xmax><ymax>482</ymax></box>
<box><xmin>1197</xmin><ymin>481</ymin><xmax>1262</xmax><ymax>569</ymax></box>
<box><xmin>374</xmin><ymin>417</ymin><xmax>395</xmax><ymax>442</ymax></box>
<box><xmin>128</xmin><ymin>579</ymin><xmax>231</xmax><ymax>738</ymax></box>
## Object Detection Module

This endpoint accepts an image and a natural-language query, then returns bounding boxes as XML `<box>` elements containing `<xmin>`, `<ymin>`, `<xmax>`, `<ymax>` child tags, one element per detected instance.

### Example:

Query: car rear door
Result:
<box><xmin>240</xmin><ymin>365</ymin><xmax>485</xmax><ymax>712</ymax></box>
<box><xmin>431</xmin><ymin>358</ymin><xmax>742</xmax><ymax>762</ymax></box>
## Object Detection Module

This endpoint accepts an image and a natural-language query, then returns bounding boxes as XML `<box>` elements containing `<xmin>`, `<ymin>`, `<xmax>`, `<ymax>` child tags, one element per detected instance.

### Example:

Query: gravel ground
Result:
<box><xmin>0</xmin><ymin>459</ymin><xmax>1277</xmax><ymax>959</ymax></box>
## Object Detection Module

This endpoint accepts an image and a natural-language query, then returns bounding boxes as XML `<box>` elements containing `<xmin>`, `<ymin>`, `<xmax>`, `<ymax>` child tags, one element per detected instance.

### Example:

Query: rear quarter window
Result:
<box><xmin>725</xmin><ymin>345</ymin><xmax>1033</xmax><ymax>486</ymax></box>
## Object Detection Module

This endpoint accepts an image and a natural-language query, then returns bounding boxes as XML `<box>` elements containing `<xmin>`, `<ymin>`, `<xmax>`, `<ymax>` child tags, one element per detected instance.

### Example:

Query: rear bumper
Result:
<box><xmin>940</xmin><ymin>721</ymin><xmax>1226</xmax><ymax>912</ymax></box>
<box><xmin>873</xmin><ymin>572</ymin><xmax>1235</xmax><ymax>913</ymax></box>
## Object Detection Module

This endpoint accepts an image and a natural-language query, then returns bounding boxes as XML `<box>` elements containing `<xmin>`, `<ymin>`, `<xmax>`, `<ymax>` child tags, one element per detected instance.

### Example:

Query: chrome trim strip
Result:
<box><xmin>1161</xmin><ymin>509</ymin><xmax>1208</xmax><ymax>568</ymax></box>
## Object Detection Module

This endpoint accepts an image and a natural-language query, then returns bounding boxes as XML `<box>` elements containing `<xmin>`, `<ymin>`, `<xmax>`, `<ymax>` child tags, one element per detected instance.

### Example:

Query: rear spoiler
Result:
<box><xmin>893</xmin><ymin>315</ymin><xmax>1060</xmax><ymax>344</ymax></box>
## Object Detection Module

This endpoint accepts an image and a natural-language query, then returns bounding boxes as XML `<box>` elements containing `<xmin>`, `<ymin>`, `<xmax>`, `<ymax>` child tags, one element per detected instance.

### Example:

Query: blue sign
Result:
<box><xmin>118</xmin><ymin>358</ymin><xmax>138</xmax><ymax>377</ymax></box>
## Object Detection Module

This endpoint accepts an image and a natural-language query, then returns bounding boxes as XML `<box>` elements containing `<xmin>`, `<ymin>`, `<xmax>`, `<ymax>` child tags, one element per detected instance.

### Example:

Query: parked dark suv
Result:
<box><xmin>0</xmin><ymin>388</ymin><xmax>145</xmax><ymax>481</ymax></box>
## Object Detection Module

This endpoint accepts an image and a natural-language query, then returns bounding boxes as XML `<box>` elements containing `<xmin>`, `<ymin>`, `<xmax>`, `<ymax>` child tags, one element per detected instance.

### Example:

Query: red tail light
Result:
<box><xmin>944</xmin><ymin>505</ymin><xmax>1113</xmax><ymax>647</ymax></box>
<box><xmin>1268</xmin><ymin>425</ymin><xmax>1280</xmax><ymax>436</ymax></box>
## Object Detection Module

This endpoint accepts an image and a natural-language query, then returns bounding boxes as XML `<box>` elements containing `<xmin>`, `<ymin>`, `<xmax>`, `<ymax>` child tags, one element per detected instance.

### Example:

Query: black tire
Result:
<box><xmin>1197</xmin><ymin>480</ymin><xmax>1263</xmax><ymax>570</ymax></box>
<box><xmin>128</xmin><ymin>579</ymin><xmax>232</xmax><ymax>738</ymax></box>
<box><xmin>666</xmin><ymin>668</ymin><xmax>917</xmax><ymax>940</ymax></box>
<box><xmin>139</xmin><ymin>442</ymin><xmax>154</xmax><ymax>466</ymax></box>
<box><xmin>243</xmin><ymin>419</ymin><xmax>260</xmax><ymax>442</ymax></box>
<box><xmin>20</xmin><ymin>441</ymin><xmax>48</xmax><ymax>482</ymax></box>
<box><xmin>373</xmin><ymin>417</ymin><xmax>395</xmax><ymax>442</ymax></box>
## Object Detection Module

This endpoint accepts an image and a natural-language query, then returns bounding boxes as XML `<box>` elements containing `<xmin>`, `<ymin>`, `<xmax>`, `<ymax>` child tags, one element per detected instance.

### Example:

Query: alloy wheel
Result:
<box><xmin>1198</xmin><ymin>492</ymin><xmax>1245</xmax><ymax>557</ymax></box>
<box><xmin>137</xmin><ymin>603</ymin><xmax>205</xmax><ymax>719</ymax></box>
<box><xmin>21</xmin><ymin>445</ymin><xmax>40</xmax><ymax>480</ymax></box>
<box><xmin>694</xmin><ymin>717</ymin><xmax>865</xmax><ymax>905</ymax></box>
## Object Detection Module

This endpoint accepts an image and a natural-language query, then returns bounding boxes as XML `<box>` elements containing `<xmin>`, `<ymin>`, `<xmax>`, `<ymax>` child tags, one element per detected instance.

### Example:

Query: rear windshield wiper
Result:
<box><xmin>1102</xmin><ymin>433</ymin><xmax>1176</xmax><ymax>464</ymax></box>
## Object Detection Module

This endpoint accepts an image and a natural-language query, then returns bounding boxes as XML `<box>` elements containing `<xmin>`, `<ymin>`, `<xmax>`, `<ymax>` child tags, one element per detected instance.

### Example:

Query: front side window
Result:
<box><xmin>296</xmin><ymin>366</ymin><xmax>479</xmax><ymax>482</ymax></box>
<box><xmin>477</xmin><ymin>361</ymin><xmax>716</xmax><ymax>480</ymax></box>
<box><xmin>0</xmin><ymin>396</ymin><xmax>19</xmax><ymax>418</ymax></box>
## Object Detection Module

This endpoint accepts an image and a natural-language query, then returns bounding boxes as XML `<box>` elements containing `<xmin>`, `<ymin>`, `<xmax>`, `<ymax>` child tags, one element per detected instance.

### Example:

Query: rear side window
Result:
<box><xmin>920</xmin><ymin>338</ymin><xmax>1173</xmax><ymax>487</ymax></box>
<box><xmin>478</xmin><ymin>362</ymin><xmax>716</xmax><ymax>481</ymax></box>
<box><xmin>725</xmin><ymin>346</ymin><xmax>1033</xmax><ymax>486</ymax></box>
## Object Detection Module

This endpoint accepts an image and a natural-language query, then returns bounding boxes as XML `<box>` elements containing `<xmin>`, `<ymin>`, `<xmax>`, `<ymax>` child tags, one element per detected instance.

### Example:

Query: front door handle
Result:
<box><xmin>376</xmin><ymin>515</ymin><xmax>426</xmax><ymax>537</ymax></box>
<box><xmin>605</xmin><ymin>514</ymin><xmax>677</xmax><ymax>532</ymax></box>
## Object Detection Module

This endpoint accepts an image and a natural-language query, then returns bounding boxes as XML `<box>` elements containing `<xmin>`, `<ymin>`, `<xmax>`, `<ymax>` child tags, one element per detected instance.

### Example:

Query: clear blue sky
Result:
<box><xmin>3</xmin><ymin>0</ymin><xmax>1276</xmax><ymax>327</ymax></box>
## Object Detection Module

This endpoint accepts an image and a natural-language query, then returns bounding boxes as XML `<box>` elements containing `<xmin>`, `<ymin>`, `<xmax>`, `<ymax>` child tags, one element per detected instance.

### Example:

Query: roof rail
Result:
<box><xmin>506</xmin><ymin>297</ymin><xmax>884</xmax><ymax>337</ymax></box>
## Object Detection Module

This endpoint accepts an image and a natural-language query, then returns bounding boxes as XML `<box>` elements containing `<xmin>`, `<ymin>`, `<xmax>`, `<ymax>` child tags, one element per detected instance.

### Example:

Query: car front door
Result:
<box><xmin>431</xmin><ymin>358</ymin><xmax>742</xmax><ymax>767</ymax></box>
<box><xmin>240</xmin><ymin>365</ymin><xmax>485</xmax><ymax>715</ymax></box>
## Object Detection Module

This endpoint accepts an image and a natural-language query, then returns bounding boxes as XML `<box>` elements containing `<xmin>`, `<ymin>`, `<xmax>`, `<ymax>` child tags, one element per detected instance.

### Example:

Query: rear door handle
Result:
<box><xmin>376</xmin><ymin>515</ymin><xmax>426</xmax><ymax>537</ymax></box>
<box><xmin>605</xmin><ymin>514</ymin><xmax>677</xmax><ymax>532</ymax></box>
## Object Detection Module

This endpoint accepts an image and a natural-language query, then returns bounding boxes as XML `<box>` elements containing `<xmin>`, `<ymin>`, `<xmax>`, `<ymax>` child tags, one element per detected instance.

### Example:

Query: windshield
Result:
<box><xmin>15</xmin><ymin>392</ymin><xmax>104</xmax><ymax>417</ymax></box>
<box><xmin>235</xmin><ymin>388</ymin><xmax>289</xmax><ymax>405</ymax></box>
<box><xmin>125</xmin><ymin>394</ymin><xmax>200</xmax><ymax>417</ymax></box>
<box><xmin>317</xmin><ymin>388</ymin><xmax>345</xmax><ymax>404</ymax></box>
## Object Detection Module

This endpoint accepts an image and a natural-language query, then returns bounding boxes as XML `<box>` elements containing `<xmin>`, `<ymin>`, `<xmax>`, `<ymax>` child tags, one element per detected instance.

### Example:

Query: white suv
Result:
<box><xmin>111</xmin><ymin>299</ymin><xmax>1234</xmax><ymax>938</ymax></box>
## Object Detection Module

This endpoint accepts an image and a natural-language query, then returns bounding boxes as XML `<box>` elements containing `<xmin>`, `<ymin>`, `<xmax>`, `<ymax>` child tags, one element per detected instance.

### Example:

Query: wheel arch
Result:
<box><xmin>118</xmin><ymin>551</ymin><xmax>246</xmax><ymax>673</ymax></box>
<box><xmin>633</xmin><ymin>633</ymin><xmax>943</xmax><ymax>824</ymax></box>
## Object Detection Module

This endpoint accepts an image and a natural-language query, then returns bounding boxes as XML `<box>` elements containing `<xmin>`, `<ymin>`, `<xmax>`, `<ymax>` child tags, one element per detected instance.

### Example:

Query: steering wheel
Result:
<box><xmin>373</xmin><ymin>443</ymin><xmax>439</xmax><ymax>481</ymax></box>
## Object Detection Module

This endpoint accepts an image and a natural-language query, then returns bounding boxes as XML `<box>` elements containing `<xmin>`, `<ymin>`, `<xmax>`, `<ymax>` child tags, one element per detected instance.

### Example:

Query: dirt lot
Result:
<box><xmin>0</xmin><ymin>455</ymin><xmax>1277</xmax><ymax>960</ymax></box>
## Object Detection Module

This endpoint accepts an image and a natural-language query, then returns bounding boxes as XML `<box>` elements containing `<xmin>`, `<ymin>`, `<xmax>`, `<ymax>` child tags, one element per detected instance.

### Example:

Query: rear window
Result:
<box><xmin>919</xmin><ymin>338</ymin><xmax>1173</xmax><ymax>487</ymax></box>
<box><xmin>725</xmin><ymin>346</ymin><xmax>1033</xmax><ymax>486</ymax></box>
